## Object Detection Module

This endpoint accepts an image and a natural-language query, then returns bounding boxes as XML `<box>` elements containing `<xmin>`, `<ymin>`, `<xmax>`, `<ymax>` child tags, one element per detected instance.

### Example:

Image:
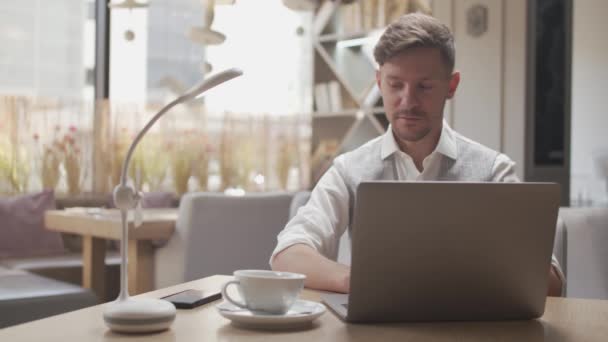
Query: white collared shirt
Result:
<box><xmin>271</xmin><ymin>122</ymin><xmax>564</xmax><ymax>284</ymax></box>
<box><xmin>380</xmin><ymin>122</ymin><xmax>518</xmax><ymax>182</ymax></box>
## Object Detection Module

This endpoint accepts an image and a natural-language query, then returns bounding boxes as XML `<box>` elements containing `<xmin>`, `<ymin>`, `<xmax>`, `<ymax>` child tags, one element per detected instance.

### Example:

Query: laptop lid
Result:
<box><xmin>345</xmin><ymin>181</ymin><xmax>560</xmax><ymax>322</ymax></box>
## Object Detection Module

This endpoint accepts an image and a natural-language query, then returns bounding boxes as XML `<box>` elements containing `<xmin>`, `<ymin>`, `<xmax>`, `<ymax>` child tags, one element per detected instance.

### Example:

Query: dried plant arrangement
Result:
<box><xmin>63</xmin><ymin>126</ymin><xmax>87</xmax><ymax>195</ymax></box>
<box><xmin>192</xmin><ymin>133</ymin><xmax>212</xmax><ymax>191</ymax></box>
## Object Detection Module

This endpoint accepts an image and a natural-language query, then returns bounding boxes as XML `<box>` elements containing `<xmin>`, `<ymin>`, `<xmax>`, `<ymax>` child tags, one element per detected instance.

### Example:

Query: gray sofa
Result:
<box><xmin>556</xmin><ymin>207</ymin><xmax>608</xmax><ymax>299</ymax></box>
<box><xmin>0</xmin><ymin>194</ymin><xmax>115</xmax><ymax>328</ymax></box>
<box><xmin>0</xmin><ymin>194</ymin><xmax>121</xmax><ymax>300</ymax></box>
<box><xmin>0</xmin><ymin>191</ymin><xmax>177</xmax><ymax>309</ymax></box>
<box><xmin>0</xmin><ymin>266</ymin><xmax>97</xmax><ymax>328</ymax></box>
<box><xmin>0</xmin><ymin>192</ymin><xmax>179</xmax><ymax>328</ymax></box>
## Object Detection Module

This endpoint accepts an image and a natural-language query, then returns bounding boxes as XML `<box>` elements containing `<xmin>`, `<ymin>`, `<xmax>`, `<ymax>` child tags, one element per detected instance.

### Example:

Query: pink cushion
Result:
<box><xmin>0</xmin><ymin>190</ymin><xmax>65</xmax><ymax>258</ymax></box>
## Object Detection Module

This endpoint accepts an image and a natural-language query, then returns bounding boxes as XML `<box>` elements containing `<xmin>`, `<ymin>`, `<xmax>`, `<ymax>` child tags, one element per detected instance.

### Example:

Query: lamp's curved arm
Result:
<box><xmin>120</xmin><ymin>97</ymin><xmax>179</xmax><ymax>186</ymax></box>
<box><xmin>119</xmin><ymin>68</ymin><xmax>243</xmax><ymax>186</ymax></box>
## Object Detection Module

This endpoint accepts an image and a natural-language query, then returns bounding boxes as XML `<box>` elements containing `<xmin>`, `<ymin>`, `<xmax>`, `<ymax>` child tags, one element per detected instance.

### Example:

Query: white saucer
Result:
<box><xmin>216</xmin><ymin>300</ymin><xmax>326</xmax><ymax>330</ymax></box>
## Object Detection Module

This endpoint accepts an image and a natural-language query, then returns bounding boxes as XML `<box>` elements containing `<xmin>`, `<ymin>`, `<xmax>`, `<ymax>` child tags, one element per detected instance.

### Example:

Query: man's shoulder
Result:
<box><xmin>332</xmin><ymin>135</ymin><xmax>385</xmax><ymax>184</ymax></box>
<box><xmin>452</xmin><ymin>130</ymin><xmax>502</xmax><ymax>159</ymax></box>
<box><xmin>443</xmin><ymin>130</ymin><xmax>514</xmax><ymax>181</ymax></box>
<box><xmin>334</xmin><ymin>135</ymin><xmax>384</xmax><ymax>164</ymax></box>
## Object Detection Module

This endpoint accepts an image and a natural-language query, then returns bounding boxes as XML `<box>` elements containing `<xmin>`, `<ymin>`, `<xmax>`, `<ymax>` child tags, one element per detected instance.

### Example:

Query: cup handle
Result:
<box><xmin>221</xmin><ymin>280</ymin><xmax>248</xmax><ymax>309</ymax></box>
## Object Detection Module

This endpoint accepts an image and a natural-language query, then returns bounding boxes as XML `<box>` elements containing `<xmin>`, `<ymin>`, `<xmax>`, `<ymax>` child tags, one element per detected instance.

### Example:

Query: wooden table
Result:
<box><xmin>2</xmin><ymin>275</ymin><xmax>608</xmax><ymax>341</ymax></box>
<box><xmin>44</xmin><ymin>208</ymin><xmax>177</xmax><ymax>299</ymax></box>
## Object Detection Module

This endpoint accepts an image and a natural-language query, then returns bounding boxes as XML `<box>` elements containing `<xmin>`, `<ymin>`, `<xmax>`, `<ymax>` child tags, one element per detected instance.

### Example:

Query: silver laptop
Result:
<box><xmin>322</xmin><ymin>181</ymin><xmax>560</xmax><ymax>322</ymax></box>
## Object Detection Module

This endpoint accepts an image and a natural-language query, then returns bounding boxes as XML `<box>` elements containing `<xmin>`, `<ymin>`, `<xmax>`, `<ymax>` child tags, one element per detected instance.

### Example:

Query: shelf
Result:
<box><xmin>319</xmin><ymin>29</ymin><xmax>384</xmax><ymax>50</ymax></box>
<box><xmin>313</xmin><ymin>110</ymin><xmax>362</xmax><ymax>118</ymax></box>
<box><xmin>361</xmin><ymin>80</ymin><xmax>380</xmax><ymax>106</ymax></box>
<box><xmin>373</xmin><ymin>112</ymin><xmax>389</xmax><ymax>129</ymax></box>
<box><xmin>371</xmin><ymin>107</ymin><xmax>385</xmax><ymax>114</ymax></box>
<box><xmin>317</xmin><ymin>31</ymin><xmax>368</xmax><ymax>43</ymax></box>
<box><xmin>314</xmin><ymin>43</ymin><xmax>362</xmax><ymax>108</ymax></box>
<box><xmin>336</xmin><ymin>113</ymin><xmax>385</xmax><ymax>155</ymax></box>
<box><xmin>312</xmin><ymin>115</ymin><xmax>357</xmax><ymax>153</ymax></box>
<box><xmin>315</xmin><ymin>42</ymin><xmax>375</xmax><ymax>104</ymax></box>
<box><xmin>309</xmin><ymin>0</ymin><xmax>433</xmax><ymax>185</ymax></box>
<box><xmin>312</xmin><ymin>107</ymin><xmax>384</xmax><ymax>119</ymax></box>
<box><xmin>312</xmin><ymin>106</ymin><xmax>384</xmax><ymax>119</ymax></box>
<box><xmin>310</xmin><ymin>0</ymin><xmax>391</xmax><ymax>185</ymax></box>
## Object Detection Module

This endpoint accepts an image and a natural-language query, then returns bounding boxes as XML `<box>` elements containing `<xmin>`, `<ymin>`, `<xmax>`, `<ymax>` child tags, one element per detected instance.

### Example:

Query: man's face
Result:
<box><xmin>377</xmin><ymin>47</ymin><xmax>460</xmax><ymax>144</ymax></box>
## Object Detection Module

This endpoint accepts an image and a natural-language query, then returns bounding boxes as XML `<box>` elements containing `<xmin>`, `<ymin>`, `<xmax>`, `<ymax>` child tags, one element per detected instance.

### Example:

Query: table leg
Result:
<box><xmin>82</xmin><ymin>235</ymin><xmax>106</xmax><ymax>301</ymax></box>
<box><xmin>128</xmin><ymin>240</ymin><xmax>154</xmax><ymax>295</ymax></box>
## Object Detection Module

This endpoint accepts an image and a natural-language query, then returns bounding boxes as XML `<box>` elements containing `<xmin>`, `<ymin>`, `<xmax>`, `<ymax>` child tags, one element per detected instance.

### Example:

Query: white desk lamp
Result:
<box><xmin>103</xmin><ymin>68</ymin><xmax>243</xmax><ymax>333</ymax></box>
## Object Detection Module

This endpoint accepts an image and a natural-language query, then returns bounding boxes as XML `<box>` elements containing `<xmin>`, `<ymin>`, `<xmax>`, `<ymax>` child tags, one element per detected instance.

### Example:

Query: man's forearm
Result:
<box><xmin>271</xmin><ymin>244</ymin><xmax>350</xmax><ymax>293</ymax></box>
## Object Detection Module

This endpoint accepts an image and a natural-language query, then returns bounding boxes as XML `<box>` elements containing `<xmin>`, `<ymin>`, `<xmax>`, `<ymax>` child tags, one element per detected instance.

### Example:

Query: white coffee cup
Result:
<box><xmin>221</xmin><ymin>270</ymin><xmax>306</xmax><ymax>314</ymax></box>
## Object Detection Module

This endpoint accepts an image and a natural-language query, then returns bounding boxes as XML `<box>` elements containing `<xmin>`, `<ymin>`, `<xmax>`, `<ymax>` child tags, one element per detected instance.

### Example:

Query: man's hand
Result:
<box><xmin>547</xmin><ymin>265</ymin><xmax>563</xmax><ymax>297</ymax></box>
<box><xmin>271</xmin><ymin>244</ymin><xmax>351</xmax><ymax>293</ymax></box>
<box><xmin>341</xmin><ymin>272</ymin><xmax>350</xmax><ymax>293</ymax></box>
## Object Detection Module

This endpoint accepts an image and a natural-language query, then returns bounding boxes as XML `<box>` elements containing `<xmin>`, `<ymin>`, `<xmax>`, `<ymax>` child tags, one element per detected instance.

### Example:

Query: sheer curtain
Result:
<box><xmin>0</xmin><ymin>1</ymin><xmax>313</xmax><ymax>196</ymax></box>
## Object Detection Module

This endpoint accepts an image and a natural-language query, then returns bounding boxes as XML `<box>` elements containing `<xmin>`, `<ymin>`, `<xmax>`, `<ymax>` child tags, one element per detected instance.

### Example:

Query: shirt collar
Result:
<box><xmin>380</xmin><ymin>120</ymin><xmax>458</xmax><ymax>160</ymax></box>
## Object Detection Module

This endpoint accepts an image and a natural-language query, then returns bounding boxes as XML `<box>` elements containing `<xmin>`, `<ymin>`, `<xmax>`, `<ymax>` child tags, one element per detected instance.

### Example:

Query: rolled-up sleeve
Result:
<box><xmin>551</xmin><ymin>254</ymin><xmax>567</xmax><ymax>295</ymax></box>
<box><xmin>270</xmin><ymin>163</ymin><xmax>350</xmax><ymax>263</ymax></box>
<box><xmin>491</xmin><ymin>153</ymin><xmax>520</xmax><ymax>182</ymax></box>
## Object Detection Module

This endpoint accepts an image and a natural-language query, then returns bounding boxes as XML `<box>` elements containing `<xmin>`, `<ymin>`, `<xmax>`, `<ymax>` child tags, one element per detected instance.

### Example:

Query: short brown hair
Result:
<box><xmin>374</xmin><ymin>13</ymin><xmax>455</xmax><ymax>71</ymax></box>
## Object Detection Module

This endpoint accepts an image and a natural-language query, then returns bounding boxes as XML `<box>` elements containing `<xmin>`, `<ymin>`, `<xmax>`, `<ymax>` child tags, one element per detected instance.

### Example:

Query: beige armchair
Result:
<box><xmin>154</xmin><ymin>192</ymin><xmax>294</xmax><ymax>289</ymax></box>
<box><xmin>558</xmin><ymin>207</ymin><xmax>608</xmax><ymax>299</ymax></box>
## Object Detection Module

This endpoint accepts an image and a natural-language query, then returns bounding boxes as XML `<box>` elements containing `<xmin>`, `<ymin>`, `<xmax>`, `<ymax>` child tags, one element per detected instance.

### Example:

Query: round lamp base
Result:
<box><xmin>103</xmin><ymin>298</ymin><xmax>176</xmax><ymax>334</ymax></box>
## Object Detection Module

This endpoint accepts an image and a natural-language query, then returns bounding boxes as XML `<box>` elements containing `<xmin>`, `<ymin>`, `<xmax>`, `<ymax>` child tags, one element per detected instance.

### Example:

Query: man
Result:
<box><xmin>271</xmin><ymin>13</ymin><xmax>564</xmax><ymax>296</ymax></box>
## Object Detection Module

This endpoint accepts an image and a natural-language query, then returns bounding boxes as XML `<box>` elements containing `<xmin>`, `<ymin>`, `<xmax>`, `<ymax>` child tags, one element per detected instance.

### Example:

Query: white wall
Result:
<box><xmin>502</xmin><ymin>0</ymin><xmax>527</xmax><ymax>180</ymax></box>
<box><xmin>571</xmin><ymin>0</ymin><xmax>608</xmax><ymax>206</ymax></box>
<box><xmin>433</xmin><ymin>0</ymin><xmax>527</xmax><ymax>179</ymax></box>
<box><xmin>452</xmin><ymin>0</ymin><xmax>503</xmax><ymax>152</ymax></box>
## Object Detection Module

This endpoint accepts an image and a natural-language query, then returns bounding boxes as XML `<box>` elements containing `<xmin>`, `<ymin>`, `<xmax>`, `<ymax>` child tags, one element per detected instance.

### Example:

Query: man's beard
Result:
<box><xmin>391</xmin><ymin>109</ymin><xmax>432</xmax><ymax>142</ymax></box>
<box><xmin>394</xmin><ymin>125</ymin><xmax>431</xmax><ymax>142</ymax></box>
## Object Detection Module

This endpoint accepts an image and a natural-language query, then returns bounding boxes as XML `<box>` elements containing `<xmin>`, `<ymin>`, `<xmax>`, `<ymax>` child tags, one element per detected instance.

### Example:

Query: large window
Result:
<box><xmin>110</xmin><ymin>0</ymin><xmax>205</xmax><ymax>104</ymax></box>
<box><xmin>1</xmin><ymin>0</ymin><xmax>312</xmax><ymax>195</ymax></box>
<box><xmin>105</xmin><ymin>0</ymin><xmax>312</xmax><ymax>193</ymax></box>
<box><xmin>0</xmin><ymin>0</ymin><xmax>96</xmax><ymax>195</ymax></box>
<box><xmin>0</xmin><ymin>0</ymin><xmax>95</xmax><ymax>100</ymax></box>
<box><xmin>205</xmin><ymin>0</ymin><xmax>312</xmax><ymax>115</ymax></box>
<box><xmin>109</xmin><ymin>0</ymin><xmax>312</xmax><ymax>114</ymax></box>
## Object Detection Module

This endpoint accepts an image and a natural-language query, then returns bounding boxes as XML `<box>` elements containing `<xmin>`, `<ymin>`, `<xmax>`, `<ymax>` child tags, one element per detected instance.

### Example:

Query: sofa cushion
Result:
<box><xmin>1</xmin><ymin>252</ymin><xmax>122</xmax><ymax>302</ymax></box>
<box><xmin>559</xmin><ymin>207</ymin><xmax>608</xmax><ymax>299</ymax></box>
<box><xmin>1</xmin><ymin>252</ymin><xmax>121</xmax><ymax>271</ymax></box>
<box><xmin>0</xmin><ymin>266</ymin><xmax>98</xmax><ymax>328</ymax></box>
<box><xmin>0</xmin><ymin>190</ymin><xmax>65</xmax><ymax>259</ymax></box>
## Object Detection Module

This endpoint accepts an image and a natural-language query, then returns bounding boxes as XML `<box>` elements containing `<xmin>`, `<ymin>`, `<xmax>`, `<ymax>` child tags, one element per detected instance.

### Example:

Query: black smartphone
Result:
<box><xmin>161</xmin><ymin>289</ymin><xmax>222</xmax><ymax>309</ymax></box>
